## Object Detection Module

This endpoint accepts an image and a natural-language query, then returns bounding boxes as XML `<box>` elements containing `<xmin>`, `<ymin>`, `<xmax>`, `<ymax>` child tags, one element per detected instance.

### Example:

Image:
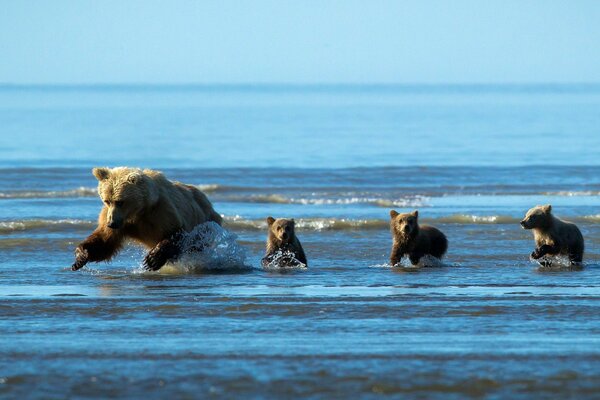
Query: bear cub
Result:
<box><xmin>262</xmin><ymin>217</ymin><xmax>307</xmax><ymax>267</ymax></box>
<box><xmin>520</xmin><ymin>204</ymin><xmax>584</xmax><ymax>266</ymax></box>
<box><xmin>389</xmin><ymin>210</ymin><xmax>448</xmax><ymax>266</ymax></box>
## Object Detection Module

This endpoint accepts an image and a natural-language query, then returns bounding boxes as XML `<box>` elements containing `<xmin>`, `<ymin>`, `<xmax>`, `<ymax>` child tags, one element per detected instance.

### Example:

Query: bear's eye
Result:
<box><xmin>115</xmin><ymin>200</ymin><xmax>124</xmax><ymax>207</ymax></box>
<box><xmin>285</xmin><ymin>226</ymin><xmax>290</xmax><ymax>232</ymax></box>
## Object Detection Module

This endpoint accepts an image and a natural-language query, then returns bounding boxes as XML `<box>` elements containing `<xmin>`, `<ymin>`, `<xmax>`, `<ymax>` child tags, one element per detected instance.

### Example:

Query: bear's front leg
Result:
<box><xmin>72</xmin><ymin>228</ymin><xmax>124</xmax><ymax>271</ymax></box>
<box><xmin>390</xmin><ymin>244</ymin><xmax>403</xmax><ymax>266</ymax></box>
<box><xmin>143</xmin><ymin>232</ymin><xmax>185</xmax><ymax>271</ymax></box>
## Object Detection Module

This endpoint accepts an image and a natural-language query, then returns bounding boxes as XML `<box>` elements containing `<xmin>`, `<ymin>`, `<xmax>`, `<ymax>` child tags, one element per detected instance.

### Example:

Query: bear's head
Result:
<box><xmin>390</xmin><ymin>209</ymin><xmax>419</xmax><ymax>238</ymax></box>
<box><xmin>520</xmin><ymin>204</ymin><xmax>552</xmax><ymax>230</ymax></box>
<box><xmin>92</xmin><ymin>167</ymin><xmax>159</xmax><ymax>229</ymax></box>
<box><xmin>267</xmin><ymin>216</ymin><xmax>296</xmax><ymax>244</ymax></box>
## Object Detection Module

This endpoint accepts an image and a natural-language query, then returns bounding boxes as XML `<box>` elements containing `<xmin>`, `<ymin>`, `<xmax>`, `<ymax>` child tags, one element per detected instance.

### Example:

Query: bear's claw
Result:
<box><xmin>143</xmin><ymin>238</ymin><xmax>180</xmax><ymax>271</ymax></box>
<box><xmin>142</xmin><ymin>253</ymin><xmax>161</xmax><ymax>271</ymax></box>
<box><xmin>71</xmin><ymin>247</ymin><xmax>89</xmax><ymax>271</ymax></box>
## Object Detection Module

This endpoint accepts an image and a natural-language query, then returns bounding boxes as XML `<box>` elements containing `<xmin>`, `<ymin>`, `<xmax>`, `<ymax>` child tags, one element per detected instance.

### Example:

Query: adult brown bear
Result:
<box><xmin>71</xmin><ymin>167</ymin><xmax>222</xmax><ymax>271</ymax></box>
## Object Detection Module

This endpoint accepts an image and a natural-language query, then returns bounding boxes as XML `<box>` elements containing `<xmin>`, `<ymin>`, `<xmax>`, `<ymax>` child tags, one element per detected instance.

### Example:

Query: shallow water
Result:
<box><xmin>1</xmin><ymin>85</ymin><xmax>600</xmax><ymax>399</ymax></box>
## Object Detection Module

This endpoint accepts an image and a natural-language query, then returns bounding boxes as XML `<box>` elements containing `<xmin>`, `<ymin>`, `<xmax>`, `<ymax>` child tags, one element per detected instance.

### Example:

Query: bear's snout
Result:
<box><xmin>520</xmin><ymin>220</ymin><xmax>528</xmax><ymax>229</ymax></box>
<box><xmin>281</xmin><ymin>232</ymin><xmax>289</xmax><ymax>240</ymax></box>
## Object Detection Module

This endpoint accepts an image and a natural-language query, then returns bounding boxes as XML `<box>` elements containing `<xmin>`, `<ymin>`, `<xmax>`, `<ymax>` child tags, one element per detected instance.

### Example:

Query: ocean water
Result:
<box><xmin>1</xmin><ymin>85</ymin><xmax>600</xmax><ymax>399</ymax></box>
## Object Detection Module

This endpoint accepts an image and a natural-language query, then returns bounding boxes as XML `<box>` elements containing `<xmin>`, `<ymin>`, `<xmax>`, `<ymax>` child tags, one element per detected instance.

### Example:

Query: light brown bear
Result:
<box><xmin>261</xmin><ymin>217</ymin><xmax>307</xmax><ymax>267</ymax></box>
<box><xmin>390</xmin><ymin>210</ymin><xmax>447</xmax><ymax>266</ymax></box>
<box><xmin>520</xmin><ymin>204</ymin><xmax>584</xmax><ymax>265</ymax></box>
<box><xmin>71</xmin><ymin>167</ymin><xmax>222</xmax><ymax>271</ymax></box>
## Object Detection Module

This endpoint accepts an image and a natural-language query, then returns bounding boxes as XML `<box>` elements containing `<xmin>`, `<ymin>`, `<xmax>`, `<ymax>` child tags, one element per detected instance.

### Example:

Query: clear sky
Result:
<box><xmin>1</xmin><ymin>0</ymin><xmax>599</xmax><ymax>84</ymax></box>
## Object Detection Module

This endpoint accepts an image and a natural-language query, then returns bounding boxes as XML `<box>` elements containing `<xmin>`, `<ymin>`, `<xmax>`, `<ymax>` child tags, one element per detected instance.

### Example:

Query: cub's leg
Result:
<box><xmin>390</xmin><ymin>244</ymin><xmax>403</xmax><ymax>266</ymax></box>
<box><xmin>531</xmin><ymin>244</ymin><xmax>559</xmax><ymax>260</ymax></box>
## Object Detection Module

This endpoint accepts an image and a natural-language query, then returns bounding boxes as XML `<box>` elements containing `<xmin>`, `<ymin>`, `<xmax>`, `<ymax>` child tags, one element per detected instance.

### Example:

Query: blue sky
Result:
<box><xmin>1</xmin><ymin>0</ymin><xmax>599</xmax><ymax>84</ymax></box>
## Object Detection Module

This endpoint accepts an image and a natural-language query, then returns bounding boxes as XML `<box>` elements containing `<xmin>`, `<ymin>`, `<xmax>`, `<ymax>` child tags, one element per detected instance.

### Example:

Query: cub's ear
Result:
<box><xmin>411</xmin><ymin>210</ymin><xmax>419</xmax><ymax>218</ymax></box>
<box><xmin>290</xmin><ymin>218</ymin><xmax>295</xmax><ymax>226</ymax></box>
<box><xmin>390</xmin><ymin>210</ymin><xmax>399</xmax><ymax>219</ymax></box>
<box><xmin>543</xmin><ymin>204</ymin><xmax>552</xmax><ymax>213</ymax></box>
<box><xmin>266</xmin><ymin>216</ymin><xmax>275</xmax><ymax>226</ymax></box>
<box><xmin>92</xmin><ymin>167</ymin><xmax>110</xmax><ymax>181</ymax></box>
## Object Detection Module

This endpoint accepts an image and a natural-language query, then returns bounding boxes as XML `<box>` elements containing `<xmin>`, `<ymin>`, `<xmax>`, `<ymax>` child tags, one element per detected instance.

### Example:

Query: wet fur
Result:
<box><xmin>72</xmin><ymin>167</ymin><xmax>222</xmax><ymax>271</ymax></box>
<box><xmin>390</xmin><ymin>210</ymin><xmax>448</xmax><ymax>266</ymax></box>
<box><xmin>263</xmin><ymin>217</ymin><xmax>307</xmax><ymax>266</ymax></box>
<box><xmin>521</xmin><ymin>205</ymin><xmax>584</xmax><ymax>265</ymax></box>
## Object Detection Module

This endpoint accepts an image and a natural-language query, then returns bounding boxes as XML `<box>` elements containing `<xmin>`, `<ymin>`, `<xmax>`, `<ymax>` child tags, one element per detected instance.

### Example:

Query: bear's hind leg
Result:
<box><xmin>408</xmin><ymin>252</ymin><xmax>423</xmax><ymax>266</ymax></box>
<box><xmin>143</xmin><ymin>232</ymin><xmax>185</xmax><ymax>271</ymax></box>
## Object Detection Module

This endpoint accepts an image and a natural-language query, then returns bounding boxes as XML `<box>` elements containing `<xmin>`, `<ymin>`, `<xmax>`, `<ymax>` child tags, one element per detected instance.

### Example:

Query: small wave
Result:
<box><xmin>224</xmin><ymin>194</ymin><xmax>429</xmax><ymax>207</ymax></box>
<box><xmin>584</xmin><ymin>214</ymin><xmax>600</xmax><ymax>222</ymax></box>
<box><xmin>0</xmin><ymin>219</ymin><xmax>95</xmax><ymax>234</ymax></box>
<box><xmin>293</xmin><ymin>196</ymin><xmax>429</xmax><ymax>208</ymax></box>
<box><xmin>437</xmin><ymin>214</ymin><xmax>518</xmax><ymax>224</ymax></box>
<box><xmin>195</xmin><ymin>184</ymin><xmax>224</xmax><ymax>193</ymax></box>
<box><xmin>148</xmin><ymin>221</ymin><xmax>249</xmax><ymax>274</ymax></box>
<box><xmin>0</xmin><ymin>187</ymin><xmax>97</xmax><ymax>199</ymax></box>
<box><xmin>224</xmin><ymin>216</ymin><xmax>388</xmax><ymax>231</ymax></box>
<box><xmin>543</xmin><ymin>190</ymin><xmax>600</xmax><ymax>196</ymax></box>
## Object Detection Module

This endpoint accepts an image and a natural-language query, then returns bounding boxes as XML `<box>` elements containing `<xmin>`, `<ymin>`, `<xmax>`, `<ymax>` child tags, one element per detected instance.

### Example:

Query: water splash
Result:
<box><xmin>372</xmin><ymin>255</ymin><xmax>446</xmax><ymax>269</ymax></box>
<box><xmin>152</xmin><ymin>222</ymin><xmax>249</xmax><ymax>274</ymax></box>
<box><xmin>261</xmin><ymin>249</ymin><xmax>307</xmax><ymax>270</ymax></box>
<box><xmin>532</xmin><ymin>255</ymin><xmax>584</xmax><ymax>271</ymax></box>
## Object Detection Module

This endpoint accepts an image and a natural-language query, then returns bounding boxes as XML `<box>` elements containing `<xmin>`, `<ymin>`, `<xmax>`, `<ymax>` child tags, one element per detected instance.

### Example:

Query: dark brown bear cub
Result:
<box><xmin>389</xmin><ymin>210</ymin><xmax>447</xmax><ymax>266</ymax></box>
<box><xmin>262</xmin><ymin>217</ymin><xmax>307</xmax><ymax>267</ymax></box>
<box><xmin>520</xmin><ymin>204</ymin><xmax>584</xmax><ymax>266</ymax></box>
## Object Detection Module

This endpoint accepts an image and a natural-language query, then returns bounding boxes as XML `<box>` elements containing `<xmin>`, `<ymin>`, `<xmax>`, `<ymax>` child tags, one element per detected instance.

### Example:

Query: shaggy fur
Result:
<box><xmin>389</xmin><ymin>210</ymin><xmax>448</xmax><ymax>266</ymax></box>
<box><xmin>520</xmin><ymin>204</ymin><xmax>584</xmax><ymax>265</ymax></box>
<box><xmin>262</xmin><ymin>217</ymin><xmax>307</xmax><ymax>266</ymax></box>
<box><xmin>72</xmin><ymin>167</ymin><xmax>222</xmax><ymax>271</ymax></box>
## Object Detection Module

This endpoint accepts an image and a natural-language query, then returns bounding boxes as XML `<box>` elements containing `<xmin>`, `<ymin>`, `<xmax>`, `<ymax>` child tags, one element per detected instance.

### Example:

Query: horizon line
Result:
<box><xmin>2</xmin><ymin>81</ymin><xmax>600</xmax><ymax>88</ymax></box>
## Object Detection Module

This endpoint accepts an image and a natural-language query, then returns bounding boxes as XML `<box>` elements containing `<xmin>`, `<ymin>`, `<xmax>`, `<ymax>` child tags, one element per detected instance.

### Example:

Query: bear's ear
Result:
<box><xmin>127</xmin><ymin>172</ymin><xmax>142</xmax><ymax>184</ymax></box>
<box><xmin>266</xmin><ymin>216</ymin><xmax>275</xmax><ymax>226</ymax></box>
<box><xmin>542</xmin><ymin>204</ymin><xmax>552</xmax><ymax>214</ymax></box>
<box><xmin>390</xmin><ymin>210</ymin><xmax>399</xmax><ymax>219</ymax></box>
<box><xmin>411</xmin><ymin>210</ymin><xmax>419</xmax><ymax>218</ymax></box>
<box><xmin>92</xmin><ymin>167</ymin><xmax>110</xmax><ymax>181</ymax></box>
<box><xmin>290</xmin><ymin>219</ymin><xmax>295</xmax><ymax>226</ymax></box>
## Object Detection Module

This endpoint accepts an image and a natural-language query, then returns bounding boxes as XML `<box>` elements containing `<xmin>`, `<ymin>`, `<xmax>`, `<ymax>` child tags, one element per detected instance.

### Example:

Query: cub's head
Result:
<box><xmin>390</xmin><ymin>210</ymin><xmax>419</xmax><ymax>237</ymax></box>
<box><xmin>520</xmin><ymin>204</ymin><xmax>552</xmax><ymax>230</ymax></box>
<box><xmin>267</xmin><ymin>216</ymin><xmax>296</xmax><ymax>244</ymax></box>
<box><xmin>93</xmin><ymin>167</ymin><xmax>157</xmax><ymax>230</ymax></box>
